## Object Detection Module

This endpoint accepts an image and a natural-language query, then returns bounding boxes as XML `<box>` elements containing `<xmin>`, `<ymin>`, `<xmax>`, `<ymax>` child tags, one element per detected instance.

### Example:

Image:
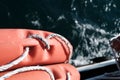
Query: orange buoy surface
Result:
<box><xmin>0</xmin><ymin>64</ymin><xmax>80</xmax><ymax>80</ymax></box>
<box><xmin>0</xmin><ymin>29</ymin><xmax>80</xmax><ymax>80</ymax></box>
<box><xmin>0</xmin><ymin>29</ymin><xmax>73</xmax><ymax>70</ymax></box>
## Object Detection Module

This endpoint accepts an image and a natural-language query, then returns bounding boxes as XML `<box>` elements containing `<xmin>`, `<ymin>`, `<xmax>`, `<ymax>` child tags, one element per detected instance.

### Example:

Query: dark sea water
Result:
<box><xmin>0</xmin><ymin>0</ymin><xmax>120</xmax><ymax>66</ymax></box>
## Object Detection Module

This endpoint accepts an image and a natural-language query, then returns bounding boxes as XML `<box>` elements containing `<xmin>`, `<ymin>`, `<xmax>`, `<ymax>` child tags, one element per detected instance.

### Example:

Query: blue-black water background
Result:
<box><xmin>0</xmin><ymin>0</ymin><xmax>120</xmax><ymax>66</ymax></box>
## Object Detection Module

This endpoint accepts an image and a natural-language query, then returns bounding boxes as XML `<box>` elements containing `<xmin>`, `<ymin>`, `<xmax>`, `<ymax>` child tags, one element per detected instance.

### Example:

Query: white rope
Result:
<box><xmin>29</xmin><ymin>34</ymin><xmax>50</xmax><ymax>50</ymax></box>
<box><xmin>46</xmin><ymin>33</ymin><xmax>73</xmax><ymax>63</ymax></box>
<box><xmin>0</xmin><ymin>66</ymin><xmax>55</xmax><ymax>80</ymax></box>
<box><xmin>67</xmin><ymin>72</ymin><xmax>71</xmax><ymax>80</ymax></box>
<box><xmin>0</xmin><ymin>47</ymin><xmax>29</xmax><ymax>71</ymax></box>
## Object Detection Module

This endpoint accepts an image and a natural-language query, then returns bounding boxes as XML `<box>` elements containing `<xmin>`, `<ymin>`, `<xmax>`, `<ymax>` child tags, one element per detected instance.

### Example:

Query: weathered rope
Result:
<box><xmin>0</xmin><ymin>47</ymin><xmax>29</xmax><ymax>71</ymax></box>
<box><xmin>67</xmin><ymin>72</ymin><xmax>71</xmax><ymax>80</ymax></box>
<box><xmin>0</xmin><ymin>66</ymin><xmax>55</xmax><ymax>80</ymax></box>
<box><xmin>46</xmin><ymin>33</ymin><xmax>73</xmax><ymax>63</ymax></box>
<box><xmin>29</xmin><ymin>34</ymin><xmax>50</xmax><ymax>50</ymax></box>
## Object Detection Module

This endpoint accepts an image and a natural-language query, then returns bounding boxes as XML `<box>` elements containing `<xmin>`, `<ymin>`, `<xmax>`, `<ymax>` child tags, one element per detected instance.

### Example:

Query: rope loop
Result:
<box><xmin>29</xmin><ymin>34</ymin><xmax>50</xmax><ymax>50</ymax></box>
<box><xmin>46</xmin><ymin>33</ymin><xmax>73</xmax><ymax>63</ymax></box>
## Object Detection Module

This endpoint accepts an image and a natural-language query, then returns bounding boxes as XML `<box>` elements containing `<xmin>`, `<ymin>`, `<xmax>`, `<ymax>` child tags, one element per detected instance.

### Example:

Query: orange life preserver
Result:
<box><xmin>0</xmin><ymin>64</ymin><xmax>80</xmax><ymax>80</ymax></box>
<box><xmin>0</xmin><ymin>29</ymin><xmax>80</xmax><ymax>80</ymax></box>
<box><xmin>0</xmin><ymin>29</ymin><xmax>72</xmax><ymax>70</ymax></box>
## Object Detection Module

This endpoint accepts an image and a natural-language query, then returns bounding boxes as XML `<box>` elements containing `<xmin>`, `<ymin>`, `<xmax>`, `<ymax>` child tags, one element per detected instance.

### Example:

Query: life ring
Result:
<box><xmin>0</xmin><ymin>63</ymin><xmax>80</xmax><ymax>80</ymax></box>
<box><xmin>0</xmin><ymin>29</ymin><xmax>80</xmax><ymax>80</ymax></box>
<box><xmin>0</xmin><ymin>29</ymin><xmax>73</xmax><ymax>70</ymax></box>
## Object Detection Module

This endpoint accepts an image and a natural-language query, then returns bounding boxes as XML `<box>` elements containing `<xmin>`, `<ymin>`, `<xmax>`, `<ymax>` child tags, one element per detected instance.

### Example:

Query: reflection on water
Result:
<box><xmin>0</xmin><ymin>0</ymin><xmax>120</xmax><ymax>66</ymax></box>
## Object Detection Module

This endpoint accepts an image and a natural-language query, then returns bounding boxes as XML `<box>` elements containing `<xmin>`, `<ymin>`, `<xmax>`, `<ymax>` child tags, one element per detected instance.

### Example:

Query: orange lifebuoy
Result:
<box><xmin>0</xmin><ymin>29</ymin><xmax>72</xmax><ymax>70</ymax></box>
<box><xmin>0</xmin><ymin>64</ymin><xmax>80</xmax><ymax>80</ymax></box>
<box><xmin>0</xmin><ymin>29</ymin><xmax>80</xmax><ymax>80</ymax></box>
